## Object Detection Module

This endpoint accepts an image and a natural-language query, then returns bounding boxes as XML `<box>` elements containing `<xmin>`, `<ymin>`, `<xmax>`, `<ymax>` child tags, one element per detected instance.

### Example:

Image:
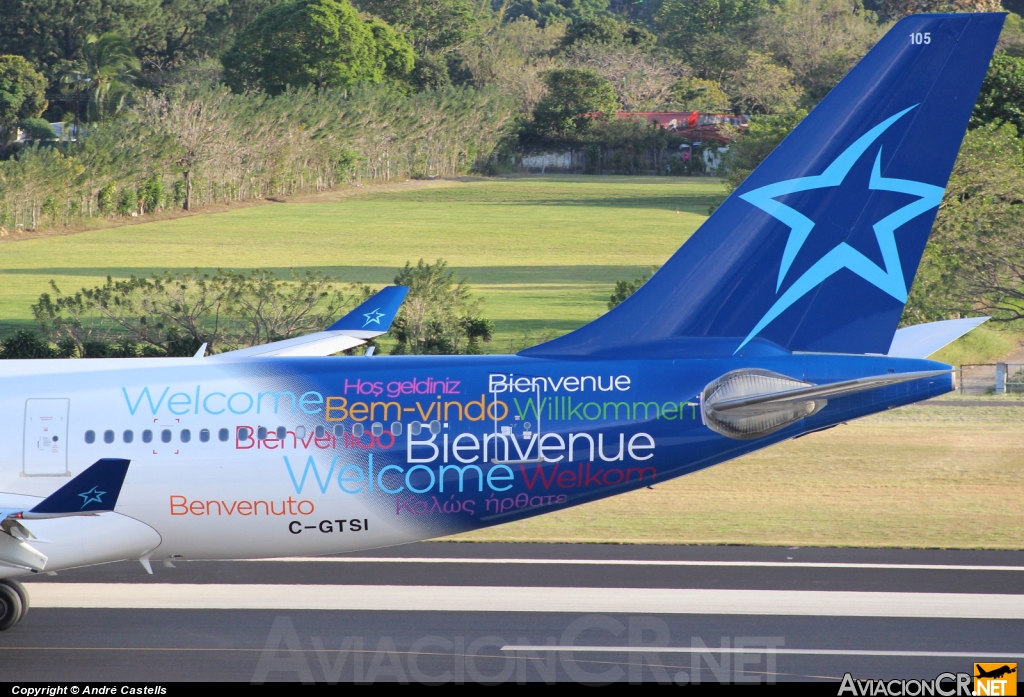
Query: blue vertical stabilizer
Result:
<box><xmin>523</xmin><ymin>14</ymin><xmax>1004</xmax><ymax>358</ymax></box>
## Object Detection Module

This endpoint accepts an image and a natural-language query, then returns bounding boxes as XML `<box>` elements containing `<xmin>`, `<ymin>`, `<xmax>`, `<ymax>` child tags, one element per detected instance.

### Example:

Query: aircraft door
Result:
<box><xmin>23</xmin><ymin>398</ymin><xmax>70</xmax><ymax>476</ymax></box>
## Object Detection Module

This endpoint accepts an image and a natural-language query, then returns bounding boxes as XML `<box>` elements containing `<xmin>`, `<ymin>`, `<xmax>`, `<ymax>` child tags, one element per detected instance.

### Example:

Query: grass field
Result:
<box><xmin>448</xmin><ymin>401</ymin><xmax>1024</xmax><ymax>548</ymax></box>
<box><xmin>0</xmin><ymin>176</ymin><xmax>723</xmax><ymax>350</ymax></box>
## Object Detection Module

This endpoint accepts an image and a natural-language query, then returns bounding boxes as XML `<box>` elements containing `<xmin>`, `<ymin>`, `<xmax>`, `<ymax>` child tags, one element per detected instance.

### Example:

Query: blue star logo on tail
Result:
<box><xmin>362</xmin><ymin>308</ymin><xmax>385</xmax><ymax>327</ymax></box>
<box><xmin>78</xmin><ymin>485</ymin><xmax>106</xmax><ymax>509</ymax></box>
<box><xmin>735</xmin><ymin>105</ymin><xmax>944</xmax><ymax>352</ymax></box>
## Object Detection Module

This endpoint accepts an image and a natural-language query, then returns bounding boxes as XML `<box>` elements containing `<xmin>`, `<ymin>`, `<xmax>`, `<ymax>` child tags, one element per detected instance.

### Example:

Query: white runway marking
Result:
<box><xmin>231</xmin><ymin>557</ymin><xmax>1024</xmax><ymax>572</ymax></box>
<box><xmin>27</xmin><ymin>584</ymin><xmax>1024</xmax><ymax>618</ymax></box>
<box><xmin>500</xmin><ymin>646</ymin><xmax>1024</xmax><ymax>659</ymax></box>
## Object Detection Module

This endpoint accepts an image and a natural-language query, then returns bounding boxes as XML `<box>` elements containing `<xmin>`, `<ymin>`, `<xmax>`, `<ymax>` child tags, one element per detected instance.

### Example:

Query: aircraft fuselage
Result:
<box><xmin>0</xmin><ymin>349</ymin><xmax>951</xmax><ymax>570</ymax></box>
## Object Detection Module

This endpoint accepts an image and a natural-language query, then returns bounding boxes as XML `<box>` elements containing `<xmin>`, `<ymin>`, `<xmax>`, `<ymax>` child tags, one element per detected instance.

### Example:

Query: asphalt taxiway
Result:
<box><xmin>1</xmin><ymin>543</ymin><xmax>1021</xmax><ymax>683</ymax></box>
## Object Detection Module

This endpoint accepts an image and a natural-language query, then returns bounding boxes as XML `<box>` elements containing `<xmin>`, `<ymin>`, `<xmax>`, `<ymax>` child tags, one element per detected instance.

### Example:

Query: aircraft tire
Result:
<box><xmin>0</xmin><ymin>579</ymin><xmax>28</xmax><ymax>622</ymax></box>
<box><xmin>0</xmin><ymin>583</ymin><xmax>23</xmax><ymax>631</ymax></box>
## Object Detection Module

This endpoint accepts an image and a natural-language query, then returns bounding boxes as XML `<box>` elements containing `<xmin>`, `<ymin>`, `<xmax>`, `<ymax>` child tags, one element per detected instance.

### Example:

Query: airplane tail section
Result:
<box><xmin>523</xmin><ymin>13</ymin><xmax>1004</xmax><ymax>358</ymax></box>
<box><xmin>25</xmin><ymin>458</ymin><xmax>131</xmax><ymax>518</ymax></box>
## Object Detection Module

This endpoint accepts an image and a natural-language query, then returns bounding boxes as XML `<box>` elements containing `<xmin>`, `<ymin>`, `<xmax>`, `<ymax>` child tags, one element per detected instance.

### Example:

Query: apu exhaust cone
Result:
<box><xmin>701</xmin><ymin>369</ymin><xmax>826</xmax><ymax>440</ymax></box>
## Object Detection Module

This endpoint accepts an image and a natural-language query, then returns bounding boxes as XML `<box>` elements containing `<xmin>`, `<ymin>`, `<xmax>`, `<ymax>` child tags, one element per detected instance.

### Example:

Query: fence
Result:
<box><xmin>957</xmin><ymin>363</ymin><xmax>1024</xmax><ymax>395</ymax></box>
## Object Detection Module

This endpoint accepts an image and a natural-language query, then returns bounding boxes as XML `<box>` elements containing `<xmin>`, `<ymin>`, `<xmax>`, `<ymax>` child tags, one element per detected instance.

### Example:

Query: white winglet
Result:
<box><xmin>887</xmin><ymin>317</ymin><xmax>989</xmax><ymax>359</ymax></box>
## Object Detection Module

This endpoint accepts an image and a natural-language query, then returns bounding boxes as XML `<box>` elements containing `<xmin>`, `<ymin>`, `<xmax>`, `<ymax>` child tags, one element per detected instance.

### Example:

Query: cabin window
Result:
<box><xmin>295</xmin><ymin>426</ymin><xmax>306</xmax><ymax>439</ymax></box>
<box><xmin>276</xmin><ymin>426</ymin><xmax>286</xmax><ymax>440</ymax></box>
<box><xmin>333</xmin><ymin>424</ymin><xmax>344</xmax><ymax>438</ymax></box>
<box><xmin>218</xmin><ymin>428</ymin><xmax>229</xmax><ymax>442</ymax></box>
<box><xmin>142</xmin><ymin>430</ymin><xmax>153</xmax><ymax>443</ymax></box>
<box><xmin>85</xmin><ymin>430</ymin><xmax>96</xmax><ymax>444</ymax></box>
<box><xmin>238</xmin><ymin>427</ymin><xmax>251</xmax><ymax>441</ymax></box>
<box><xmin>429</xmin><ymin>420</ymin><xmax>441</xmax><ymax>435</ymax></box>
<box><xmin>257</xmin><ymin>427</ymin><xmax>267</xmax><ymax>441</ymax></box>
<box><xmin>123</xmin><ymin>430</ymin><xmax>133</xmax><ymax>443</ymax></box>
<box><xmin>391</xmin><ymin>422</ymin><xmax>403</xmax><ymax>436</ymax></box>
<box><xmin>200</xmin><ymin>429</ymin><xmax>210</xmax><ymax>443</ymax></box>
<box><xmin>180</xmin><ymin>429</ymin><xmax>191</xmax><ymax>443</ymax></box>
<box><xmin>315</xmin><ymin>425</ymin><xmax>325</xmax><ymax>438</ymax></box>
<box><xmin>161</xmin><ymin>429</ymin><xmax>172</xmax><ymax>443</ymax></box>
<box><xmin>371</xmin><ymin>422</ymin><xmax>383</xmax><ymax>437</ymax></box>
<box><xmin>103</xmin><ymin>430</ymin><xmax>115</xmax><ymax>444</ymax></box>
<box><xmin>352</xmin><ymin>423</ymin><xmax>364</xmax><ymax>438</ymax></box>
<box><xmin>410</xmin><ymin>422</ymin><xmax>421</xmax><ymax>436</ymax></box>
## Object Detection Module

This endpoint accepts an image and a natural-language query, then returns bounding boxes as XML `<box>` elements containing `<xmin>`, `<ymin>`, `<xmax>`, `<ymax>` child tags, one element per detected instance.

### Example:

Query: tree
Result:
<box><xmin>0</xmin><ymin>0</ymin><xmax>159</xmax><ymax>81</ymax></box>
<box><xmin>409</xmin><ymin>53</ymin><xmax>453</xmax><ymax>90</ymax></box>
<box><xmin>905</xmin><ymin>123</ymin><xmax>1024</xmax><ymax>325</ymax></box>
<box><xmin>19</xmin><ymin>118</ymin><xmax>57</xmax><ymax>140</ymax></box>
<box><xmin>60</xmin><ymin>33</ymin><xmax>141</xmax><ymax>122</ymax></box>
<box><xmin>193</xmin><ymin>0</ymin><xmax>289</xmax><ymax>57</ymax></box>
<box><xmin>221</xmin><ymin>0</ymin><xmax>414</xmax><ymax>95</ymax></box>
<box><xmin>653</xmin><ymin>0</ymin><xmax>765</xmax><ymax>79</ymax></box>
<box><xmin>389</xmin><ymin>259</ymin><xmax>492</xmax><ymax>354</ymax></box>
<box><xmin>671</xmin><ymin>77</ymin><xmax>731</xmax><ymax>112</ymax></box>
<box><xmin>752</xmin><ymin>0</ymin><xmax>882</xmax><ymax>107</ymax></box>
<box><xmin>456</xmin><ymin>16</ymin><xmax>565</xmax><ymax>111</ymax></box>
<box><xmin>608</xmin><ymin>267</ymin><xmax>657</xmax><ymax>309</ymax></box>
<box><xmin>33</xmin><ymin>270</ymin><xmax>362</xmax><ymax>356</ymax></box>
<box><xmin>0</xmin><ymin>330</ymin><xmax>56</xmax><ymax>359</ymax></box>
<box><xmin>503</xmin><ymin>0</ymin><xmax>611</xmax><ymax>27</ymax></box>
<box><xmin>877</xmin><ymin>0</ymin><xmax>999</xmax><ymax>21</ymax></box>
<box><xmin>721</xmin><ymin>109</ymin><xmax>807</xmax><ymax>191</ymax></box>
<box><xmin>144</xmin><ymin>86</ymin><xmax>234</xmax><ymax>211</ymax></box>
<box><xmin>562</xmin><ymin>16</ymin><xmax>655</xmax><ymax>48</ymax></box>
<box><xmin>563</xmin><ymin>42</ymin><xmax>688</xmax><ymax>111</ymax></box>
<box><xmin>726</xmin><ymin>51</ymin><xmax>802</xmax><ymax>115</ymax></box>
<box><xmin>997</xmin><ymin>12</ymin><xmax>1024</xmax><ymax>59</ymax></box>
<box><xmin>366</xmin><ymin>18</ymin><xmax>417</xmax><ymax>81</ymax></box>
<box><xmin>655</xmin><ymin>0</ymin><xmax>768</xmax><ymax>52</ymax></box>
<box><xmin>971</xmin><ymin>53</ymin><xmax>1024</xmax><ymax>136</ymax></box>
<box><xmin>532</xmin><ymin>68</ymin><xmax>618</xmax><ymax>137</ymax></box>
<box><xmin>0</xmin><ymin>56</ymin><xmax>48</xmax><ymax>141</ymax></box>
<box><xmin>355</xmin><ymin>0</ymin><xmax>476</xmax><ymax>53</ymax></box>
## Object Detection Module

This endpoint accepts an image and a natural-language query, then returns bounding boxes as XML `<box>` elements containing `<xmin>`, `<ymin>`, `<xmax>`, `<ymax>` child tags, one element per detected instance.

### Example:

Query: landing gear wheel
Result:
<box><xmin>0</xmin><ymin>583</ymin><xmax>23</xmax><ymax>631</ymax></box>
<box><xmin>0</xmin><ymin>580</ymin><xmax>28</xmax><ymax>622</ymax></box>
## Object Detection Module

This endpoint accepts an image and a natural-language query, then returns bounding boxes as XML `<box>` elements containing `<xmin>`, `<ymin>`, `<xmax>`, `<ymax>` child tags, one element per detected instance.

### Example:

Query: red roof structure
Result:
<box><xmin>616</xmin><ymin>111</ymin><xmax>749</xmax><ymax>143</ymax></box>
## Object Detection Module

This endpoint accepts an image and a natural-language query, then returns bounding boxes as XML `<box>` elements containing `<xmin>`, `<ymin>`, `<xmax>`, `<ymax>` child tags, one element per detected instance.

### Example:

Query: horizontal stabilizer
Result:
<box><xmin>711</xmin><ymin>369</ymin><xmax>951</xmax><ymax>412</ymax></box>
<box><xmin>25</xmin><ymin>458</ymin><xmax>131</xmax><ymax>518</ymax></box>
<box><xmin>887</xmin><ymin>317</ymin><xmax>989</xmax><ymax>359</ymax></box>
<box><xmin>211</xmin><ymin>285</ymin><xmax>408</xmax><ymax>359</ymax></box>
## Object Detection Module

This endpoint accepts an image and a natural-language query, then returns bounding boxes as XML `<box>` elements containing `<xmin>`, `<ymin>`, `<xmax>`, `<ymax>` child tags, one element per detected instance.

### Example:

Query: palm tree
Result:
<box><xmin>62</xmin><ymin>33</ymin><xmax>141</xmax><ymax>123</ymax></box>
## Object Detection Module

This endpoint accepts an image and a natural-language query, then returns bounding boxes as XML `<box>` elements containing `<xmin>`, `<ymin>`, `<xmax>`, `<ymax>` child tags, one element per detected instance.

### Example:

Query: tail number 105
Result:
<box><xmin>910</xmin><ymin>32</ymin><xmax>931</xmax><ymax>45</ymax></box>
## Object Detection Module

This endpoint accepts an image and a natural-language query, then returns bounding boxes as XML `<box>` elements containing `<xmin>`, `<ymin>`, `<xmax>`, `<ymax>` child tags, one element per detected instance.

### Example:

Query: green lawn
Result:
<box><xmin>0</xmin><ymin>175</ymin><xmax>723</xmax><ymax>350</ymax></box>
<box><xmin>449</xmin><ymin>402</ymin><xmax>1024</xmax><ymax>548</ymax></box>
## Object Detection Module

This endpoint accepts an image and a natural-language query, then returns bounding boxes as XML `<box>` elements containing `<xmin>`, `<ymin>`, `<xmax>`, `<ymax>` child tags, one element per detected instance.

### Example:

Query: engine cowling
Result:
<box><xmin>701</xmin><ymin>369</ymin><xmax>826</xmax><ymax>440</ymax></box>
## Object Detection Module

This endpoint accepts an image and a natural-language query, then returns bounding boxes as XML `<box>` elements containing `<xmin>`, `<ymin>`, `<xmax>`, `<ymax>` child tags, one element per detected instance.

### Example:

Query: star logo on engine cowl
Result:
<box><xmin>735</xmin><ymin>105</ymin><xmax>945</xmax><ymax>352</ymax></box>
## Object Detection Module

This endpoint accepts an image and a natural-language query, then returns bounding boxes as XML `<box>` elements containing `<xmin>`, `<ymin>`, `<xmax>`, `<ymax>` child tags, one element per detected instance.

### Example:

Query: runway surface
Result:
<box><xmin>1</xmin><ymin>543</ymin><xmax>1022</xmax><ymax>683</ymax></box>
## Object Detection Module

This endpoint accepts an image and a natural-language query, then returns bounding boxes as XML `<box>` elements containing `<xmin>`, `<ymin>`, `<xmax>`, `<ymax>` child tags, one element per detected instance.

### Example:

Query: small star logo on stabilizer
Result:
<box><xmin>362</xmin><ymin>308</ymin><xmax>385</xmax><ymax>327</ymax></box>
<box><xmin>78</xmin><ymin>485</ymin><xmax>106</xmax><ymax>509</ymax></box>
<box><xmin>735</xmin><ymin>105</ymin><xmax>944</xmax><ymax>352</ymax></box>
